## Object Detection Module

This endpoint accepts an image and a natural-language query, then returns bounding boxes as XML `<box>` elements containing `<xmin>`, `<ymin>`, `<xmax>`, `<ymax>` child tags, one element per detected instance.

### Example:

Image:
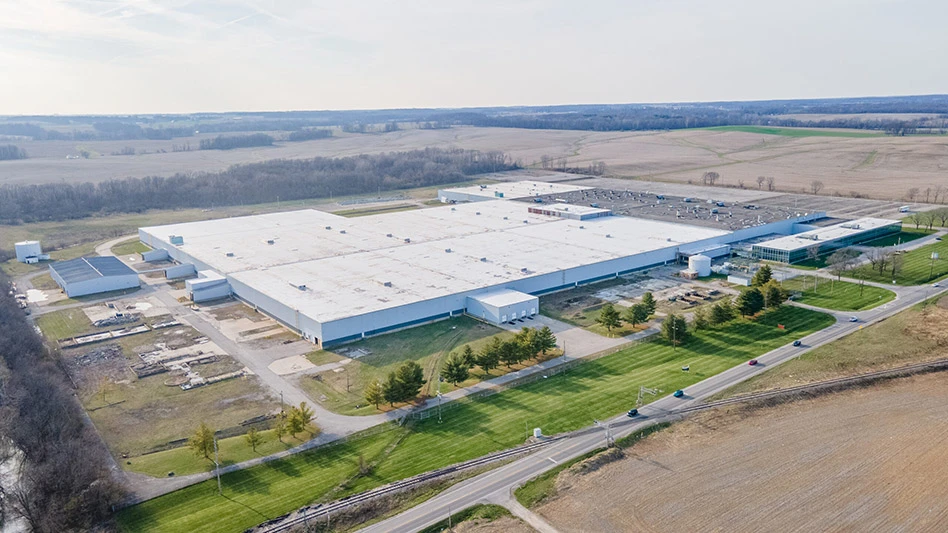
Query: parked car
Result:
<box><xmin>627</xmin><ymin>409</ymin><xmax>639</xmax><ymax>417</ymax></box>
<box><xmin>748</xmin><ymin>359</ymin><xmax>759</xmax><ymax>366</ymax></box>
<box><xmin>673</xmin><ymin>389</ymin><xmax>685</xmax><ymax>398</ymax></box>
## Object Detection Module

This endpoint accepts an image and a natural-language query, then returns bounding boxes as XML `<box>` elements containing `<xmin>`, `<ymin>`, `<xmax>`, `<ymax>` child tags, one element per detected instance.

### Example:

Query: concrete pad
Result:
<box><xmin>25</xmin><ymin>289</ymin><xmax>48</xmax><ymax>303</ymax></box>
<box><xmin>269</xmin><ymin>355</ymin><xmax>316</xmax><ymax>375</ymax></box>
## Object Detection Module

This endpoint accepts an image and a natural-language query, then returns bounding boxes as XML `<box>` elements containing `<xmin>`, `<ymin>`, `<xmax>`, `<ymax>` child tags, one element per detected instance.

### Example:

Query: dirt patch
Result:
<box><xmin>453</xmin><ymin>516</ymin><xmax>533</xmax><ymax>533</ymax></box>
<box><xmin>536</xmin><ymin>372</ymin><xmax>948</xmax><ymax>532</ymax></box>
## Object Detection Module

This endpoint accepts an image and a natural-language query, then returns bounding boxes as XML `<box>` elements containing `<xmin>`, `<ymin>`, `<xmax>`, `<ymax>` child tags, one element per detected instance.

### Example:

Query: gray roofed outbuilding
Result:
<box><xmin>48</xmin><ymin>257</ymin><xmax>140</xmax><ymax>297</ymax></box>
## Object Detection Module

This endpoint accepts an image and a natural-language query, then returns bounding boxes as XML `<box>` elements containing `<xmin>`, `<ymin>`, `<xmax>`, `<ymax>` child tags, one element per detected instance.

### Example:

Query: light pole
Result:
<box><xmin>213</xmin><ymin>436</ymin><xmax>222</xmax><ymax>496</ymax></box>
<box><xmin>437</xmin><ymin>392</ymin><xmax>443</xmax><ymax>424</ymax></box>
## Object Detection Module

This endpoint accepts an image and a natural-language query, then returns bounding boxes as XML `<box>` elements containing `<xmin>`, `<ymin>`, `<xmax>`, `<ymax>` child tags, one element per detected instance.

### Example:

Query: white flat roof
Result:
<box><xmin>754</xmin><ymin>217</ymin><xmax>900</xmax><ymax>252</ymax></box>
<box><xmin>143</xmin><ymin>199</ymin><xmax>728</xmax><ymax>323</ymax></box>
<box><xmin>440</xmin><ymin>180</ymin><xmax>591</xmax><ymax>200</ymax></box>
<box><xmin>470</xmin><ymin>289</ymin><xmax>537</xmax><ymax>308</ymax></box>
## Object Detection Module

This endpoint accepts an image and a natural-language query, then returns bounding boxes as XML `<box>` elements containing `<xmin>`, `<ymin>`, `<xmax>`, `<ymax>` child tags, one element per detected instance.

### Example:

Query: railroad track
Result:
<box><xmin>255</xmin><ymin>357</ymin><xmax>948</xmax><ymax>532</ymax></box>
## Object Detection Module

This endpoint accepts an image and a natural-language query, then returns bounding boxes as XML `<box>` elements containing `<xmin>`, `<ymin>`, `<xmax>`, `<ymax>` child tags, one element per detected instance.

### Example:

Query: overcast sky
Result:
<box><xmin>2</xmin><ymin>0</ymin><xmax>946</xmax><ymax>115</ymax></box>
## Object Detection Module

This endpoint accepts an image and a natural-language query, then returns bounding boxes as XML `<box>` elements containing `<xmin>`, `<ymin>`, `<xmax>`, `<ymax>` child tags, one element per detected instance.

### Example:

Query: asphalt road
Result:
<box><xmin>360</xmin><ymin>281</ymin><xmax>945</xmax><ymax>533</ymax></box>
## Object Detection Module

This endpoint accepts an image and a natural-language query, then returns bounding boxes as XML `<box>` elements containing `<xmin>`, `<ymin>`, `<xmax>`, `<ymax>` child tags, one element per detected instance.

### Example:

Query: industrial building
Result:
<box><xmin>438</xmin><ymin>181</ymin><xmax>590</xmax><ymax>203</ymax></box>
<box><xmin>48</xmin><ymin>257</ymin><xmax>140</xmax><ymax>297</ymax></box>
<box><xmin>139</xmin><ymin>182</ymin><xmax>825</xmax><ymax>347</ymax></box>
<box><xmin>752</xmin><ymin>217</ymin><xmax>901</xmax><ymax>263</ymax></box>
<box><xmin>14</xmin><ymin>240</ymin><xmax>49</xmax><ymax>264</ymax></box>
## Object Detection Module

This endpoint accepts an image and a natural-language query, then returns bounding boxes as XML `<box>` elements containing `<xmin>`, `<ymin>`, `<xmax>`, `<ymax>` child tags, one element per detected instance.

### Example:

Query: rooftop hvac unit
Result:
<box><xmin>340</xmin><ymin>230</ymin><xmax>346</xmax><ymax>234</ymax></box>
<box><xmin>266</xmin><ymin>239</ymin><xmax>275</xmax><ymax>245</ymax></box>
<box><xmin>520</xmin><ymin>267</ymin><xmax>529</xmax><ymax>273</ymax></box>
<box><xmin>325</xmin><ymin>226</ymin><xmax>332</xmax><ymax>230</ymax></box>
<box><xmin>480</xmin><ymin>257</ymin><xmax>487</xmax><ymax>262</ymax></box>
<box><xmin>503</xmin><ymin>216</ymin><xmax>508</xmax><ymax>220</ymax></box>
<box><xmin>404</xmin><ymin>238</ymin><xmax>411</xmax><ymax>243</ymax></box>
<box><xmin>290</xmin><ymin>282</ymin><xmax>306</xmax><ymax>290</ymax></box>
<box><xmin>445</xmin><ymin>248</ymin><xmax>452</xmax><ymax>253</ymax></box>
<box><xmin>225</xmin><ymin>252</ymin><xmax>235</xmax><ymax>257</ymax></box>
<box><xmin>579</xmin><ymin>225</ymin><xmax>585</xmax><ymax>229</ymax></box>
<box><xmin>523</xmin><ymin>220</ymin><xmax>529</xmax><ymax>224</ymax></box>
<box><xmin>386</xmin><ymin>233</ymin><xmax>393</xmax><ymax>237</ymax></box>
<box><xmin>606</xmin><ymin>234</ymin><xmax>612</xmax><ymax>238</ymax></box>
<box><xmin>383</xmin><ymin>281</ymin><xmax>392</xmax><ymax>287</ymax></box>
<box><xmin>475</xmin><ymin>212</ymin><xmax>481</xmax><ymax>215</ymax></box>
<box><xmin>451</xmin><ymin>207</ymin><xmax>456</xmax><ymax>211</ymax></box>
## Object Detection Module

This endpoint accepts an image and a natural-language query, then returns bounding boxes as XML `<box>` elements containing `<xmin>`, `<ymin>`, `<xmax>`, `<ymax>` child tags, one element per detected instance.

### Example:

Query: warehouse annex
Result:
<box><xmin>139</xmin><ymin>182</ymin><xmax>821</xmax><ymax>347</ymax></box>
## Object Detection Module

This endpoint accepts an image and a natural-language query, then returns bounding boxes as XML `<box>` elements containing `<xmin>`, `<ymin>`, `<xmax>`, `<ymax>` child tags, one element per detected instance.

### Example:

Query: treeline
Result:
<box><xmin>0</xmin><ymin>276</ymin><xmax>125</xmax><ymax>531</ymax></box>
<box><xmin>0</xmin><ymin>148</ymin><xmax>517</xmax><ymax>223</ymax></box>
<box><xmin>0</xmin><ymin>145</ymin><xmax>27</xmax><ymax>161</ymax></box>
<box><xmin>286</xmin><ymin>128</ymin><xmax>332</xmax><ymax>142</ymax></box>
<box><xmin>199</xmin><ymin>134</ymin><xmax>274</xmax><ymax>150</ymax></box>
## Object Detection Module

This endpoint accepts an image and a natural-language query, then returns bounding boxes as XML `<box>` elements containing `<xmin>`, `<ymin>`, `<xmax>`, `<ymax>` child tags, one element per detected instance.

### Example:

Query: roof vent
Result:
<box><xmin>579</xmin><ymin>225</ymin><xmax>585</xmax><ymax>229</ymax></box>
<box><xmin>404</xmin><ymin>238</ymin><xmax>411</xmax><ymax>243</ymax></box>
<box><xmin>386</xmin><ymin>233</ymin><xmax>393</xmax><ymax>238</ymax></box>
<box><xmin>523</xmin><ymin>220</ymin><xmax>529</xmax><ymax>224</ymax></box>
<box><xmin>476</xmin><ymin>212</ymin><xmax>481</xmax><ymax>216</ymax></box>
<box><xmin>605</xmin><ymin>234</ymin><xmax>612</xmax><ymax>238</ymax></box>
<box><xmin>325</xmin><ymin>226</ymin><xmax>332</xmax><ymax>230</ymax></box>
<box><xmin>480</xmin><ymin>257</ymin><xmax>487</xmax><ymax>262</ymax></box>
<box><xmin>290</xmin><ymin>282</ymin><xmax>306</xmax><ymax>290</ymax></box>
<box><xmin>451</xmin><ymin>207</ymin><xmax>456</xmax><ymax>211</ymax></box>
<box><xmin>445</xmin><ymin>248</ymin><xmax>452</xmax><ymax>253</ymax></box>
<box><xmin>340</xmin><ymin>230</ymin><xmax>346</xmax><ymax>234</ymax></box>
<box><xmin>521</xmin><ymin>267</ymin><xmax>529</xmax><ymax>273</ymax></box>
<box><xmin>383</xmin><ymin>281</ymin><xmax>393</xmax><ymax>287</ymax></box>
<box><xmin>266</xmin><ymin>239</ymin><xmax>275</xmax><ymax>245</ymax></box>
<box><xmin>503</xmin><ymin>216</ymin><xmax>508</xmax><ymax>220</ymax></box>
<box><xmin>225</xmin><ymin>252</ymin><xmax>235</xmax><ymax>257</ymax></box>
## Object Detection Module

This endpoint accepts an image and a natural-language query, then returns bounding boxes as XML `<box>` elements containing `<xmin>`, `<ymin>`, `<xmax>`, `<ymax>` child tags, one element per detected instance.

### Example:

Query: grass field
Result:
<box><xmin>781</xmin><ymin>276</ymin><xmax>895</xmax><ymax>311</ymax></box>
<box><xmin>112</xmin><ymin>238</ymin><xmax>151</xmax><ymax>256</ymax></box>
<box><xmin>117</xmin><ymin>306</ymin><xmax>832</xmax><ymax>533</ymax></box>
<box><xmin>35</xmin><ymin>308</ymin><xmax>97</xmax><ymax>339</ymax></box>
<box><xmin>335</xmin><ymin>204</ymin><xmax>421</xmax><ymax>217</ymax></box>
<box><xmin>298</xmin><ymin>316</ymin><xmax>511</xmax><ymax>415</ymax></box>
<box><xmin>704</xmin><ymin>126</ymin><xmax>884</xmax><ymax>138</ymax></box>
<box><xmin>126</xmin><ymin>427</ymin><xmax>310</xmax><ymax>477</ymax></box>
<box><xmin>29</xmin><ymin>272</ymin><xmax>60</xmax><ymax>290</ymax></box>
<box><xmin>850</xmin><ymin>238</ymin><xmax>948</xmax><ymax>285</ymax></box>
<box><xmin>718</xmin><ymin>297</ymin><xmax>948</xmax><ymax>398</ymax></box>
<box><xmin>861</xmin><ymin>227</ymin><xmax>935</xmax><ymax>247</ymax></box>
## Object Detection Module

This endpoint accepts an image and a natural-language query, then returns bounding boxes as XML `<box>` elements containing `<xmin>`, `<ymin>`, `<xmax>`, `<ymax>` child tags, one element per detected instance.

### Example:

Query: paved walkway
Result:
<box><xmin>487</xmin><ymin>491</ymin><xmax>560</xmax><ymax>533</ymax></box>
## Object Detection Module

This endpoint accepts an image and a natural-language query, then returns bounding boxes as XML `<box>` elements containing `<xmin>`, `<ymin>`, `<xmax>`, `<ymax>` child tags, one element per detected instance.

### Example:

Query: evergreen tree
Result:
<box><xmin>533</xmin><ymin>326</ymin><xmax>557</xmax><ymax>355</ymax></box>
<box><xmin>762</xmin><ymin>280</ymin><xmax>787</xmax><ymax>309</ymax></box>
<box><xmin>499</xmin><ymin>340</ymin><xmax>522</xmax><ymax>368</ymax></box>
<box><xmin>693</xmin><ymin>306</ymin><xmax>710</xmax><ymax>330</ymax></box>
<box><xmin>382</xmin><ymin>372</ymin><xmax>402</xmax><ymax>406</ymax></box>
<box><xmin>710</xmin><ymin>300</ymin><xmax>736</xmax><ymax>324</ymax></box>
<box><xmin>624</xmin><ymin>303</ymin><xmax>650</xmax><ymax>327</ymax></box>
<box><xmin>597</xmin><ymin>303</ymin><xmax>622</xmax><ymax>334</ymax></box>
<box><xmin>476</xmin><ymin>337</ymin><xmax>502</xmax><ymax>375</ymax></box>
<box><xmin>752</xmin><ymin>265</ymin><xmax>773</xmax><ymax>287</ymax></box>
<box><xmin>364</xmin><ymin>379</ymin><xmax>384</xmax><ymax>409</ymax></box>
<box><xmin>662</xmin><ymin>314</ymin><xmax>689</xmax><ymax>346</ymax></box>
<box><xmin>395</xmin><ymin>360</ymin><xmax>426</xmax><ymax>400</ymax></box>
<box><xmin>641</xmin><ymin>292</ymin><xmax>657</xmax><ymax>315</ymax></box>
<box><xmin>460</xmin><ymin>344</ymin><xmax>476</xmax><ymax>367</ymax></box>
<box><xmin>736</xmin><ymin>287</ymin><xmax>765</xmax><ymax>316</ymax></box>
<box><xmin>440</xmin><ymin>353</ymin><xmax>470</xmax><ymax>385</ymax></box>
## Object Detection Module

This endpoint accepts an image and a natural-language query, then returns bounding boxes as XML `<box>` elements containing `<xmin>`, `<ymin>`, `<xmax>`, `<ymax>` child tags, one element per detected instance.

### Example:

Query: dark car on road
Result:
<box><xmin>793</xmin><ymin>340</ymin><xmax>802</xmax><ymax>347</ymax></box>
<box><xmin>673</xmin><ymin>389</ymin><xmax>684</xmax><ymax>398</ymax></box>
<box><xmin>627</xmin><ymin>409</ymin><xmax>639</xmax><ymax>417</ymax></box>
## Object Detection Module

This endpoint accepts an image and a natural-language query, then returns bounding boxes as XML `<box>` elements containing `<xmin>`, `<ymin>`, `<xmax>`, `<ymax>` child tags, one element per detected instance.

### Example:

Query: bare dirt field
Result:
<box><xmin>3</xmin><ymin>126</ymin><xmax>946</xmax><ymax>202</ymax></box>
<box><xmin>535</xmin><ymin>372</ymin><xmax>948</xmax><ymax>532</ymax></box>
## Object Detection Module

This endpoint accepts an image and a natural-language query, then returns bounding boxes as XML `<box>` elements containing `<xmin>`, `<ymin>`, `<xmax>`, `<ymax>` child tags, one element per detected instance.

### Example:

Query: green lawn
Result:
<box><xmin>35</xmin><ymin>308</ymin><xmax>97</xmax><ymax>339</ymax></box>
<box><xmin>418</xmin><ymin>504</ymin><xmax>512</xmax><ymax>533</ymax></box>
<box><xmin>704</xmin><ymin>125</ymin><xmax>884</xmax><ymax>138</ymax></box>
<box><xmin>126</xmin><ymin>427</ymin><xmax>311</xmax><ymax>477</ymax></box>
<box><xmin>298</xmin><ymin>316</ymin><xmax>511</xmax><ymax>415</ymax></box>
<box><xmin>850</xmin><ymin>239</ymin><xmax>948</xmax><ymax>285</ymax></box>
<box><xmin>781</xmin><ymin>276</ymin><xmax>895</xmax><ymax>311</ymax></box>
<box><xmin>112</xmin><ymin>239</ymin><xmax>152</xmax><ymax>256</ymax></box>
<box><xmin>117</xmin><ymin>306</ymin><xmax>833</xmax><ymax>533</ymax></box>
<box><xmin>718</xmin><ymin>296</ymin><xmax>947</xmax><ymax>399</ymax></box>
<box><xmin>29</xmin><ymin>273</ymin><xmax>60</xmax><ymax>290</ymax></box>
<box><xmin>861</xmin><ymin>227</ymin><xmax>935</xmax><ymax>247</ymax></box>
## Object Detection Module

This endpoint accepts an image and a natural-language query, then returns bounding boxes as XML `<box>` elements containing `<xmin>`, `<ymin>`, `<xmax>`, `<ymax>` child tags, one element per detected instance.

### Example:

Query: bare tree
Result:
<box><xmin>906</xmin><ymin>187</ymin><xmax>920</xmax><ymax>202</ymax></box>
<box><xmin>866</xmin><ymin>247</ymin><xmax>892</xmax><ymax>275</ymax></box>
<box><xmin>924</xmin><ymin>210</ymin><xmax>937</xmax><ymax>230</ymax></box>
<box><xmin>936</xmin><ymin>185</ymin><xmax>946</xmax><ymax>204</ymax></box>
<box><xmin>810</xmin><ymin>180</ymin><xmax>825</xmax><ymax>195</ymax></box>
<box><xmin>890</xmin><ymin>252</ymin><xmax>904</xmax><ymax>279</ymax></box>
<box><xmin>738</xmin><ymin>179</ymin><xmax>745</xmax><ymax>189</ymax></box>
<box><xmin>925</xmin><ymin>187</ymin><xmax>932</xmax><ymax>203</ymax></box>
<box><xmin>938</xmin><ymin>208</ymin><xmax>948</xmax><ymax>228</ymax></box>
<box><xmin>765</xmin><ymin>176</ymin><xmax>775</xmax><ymax>191</ymax></box>
<box><xmin>909</xmin><ymin>212</ymin><xmax>924</xmax><ymax>229</ymax></box>
<box><xmin>757</xmin><ymin>176</ymin><xmax>766</xmax><ymax>189</ymax></box>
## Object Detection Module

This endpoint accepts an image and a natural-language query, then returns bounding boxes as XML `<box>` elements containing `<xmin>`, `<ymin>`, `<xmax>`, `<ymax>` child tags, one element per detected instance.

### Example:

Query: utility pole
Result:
<box><xmin>437</xmin><ymin>392</ymin><xmax>443</xmax><ymax>424</ymax></box>
<box><xmin>280</xmin><ymin>391</ymin><xmax>285</xmax><ymax>416</ymax></box>
<box><xmin>594</xmin><ymin>419</ymin><xmax>614</xmax><ymax>447</ymax></box>
<box><xmin>214</xmin><ymin>436</ymin><xmax>222</xmax><ymax>496</ymax></box>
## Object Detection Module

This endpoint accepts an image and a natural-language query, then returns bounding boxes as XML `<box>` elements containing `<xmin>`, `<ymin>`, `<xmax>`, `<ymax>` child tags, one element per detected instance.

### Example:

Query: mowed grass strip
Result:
<box><xmin>35</xmin><ymin>308</ymin><xmax>97</xmax><ymax>339</ymax></box>
<box><xmin>117</xmin><ymin>306</ymin><xmax>832</xmax><ymax>533</ymax></box>
<box><xmin>704</xmin><ymin>125</ymin><xmax>883</xmax><ymax>138</ymax></box>
<box><xmin>851</xmin><ymin>239</ymin><xmax>948</xmax><ymax>285</ymax></box>
<box><xmin>780</xmin><ymin>276</ymin><xmax>895</xmax><ymax>311</ymax></box>
<box><xmin>112</xmin><ymin>239</ymin><xmax>151</xmax><ymax>256</ymax></box>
